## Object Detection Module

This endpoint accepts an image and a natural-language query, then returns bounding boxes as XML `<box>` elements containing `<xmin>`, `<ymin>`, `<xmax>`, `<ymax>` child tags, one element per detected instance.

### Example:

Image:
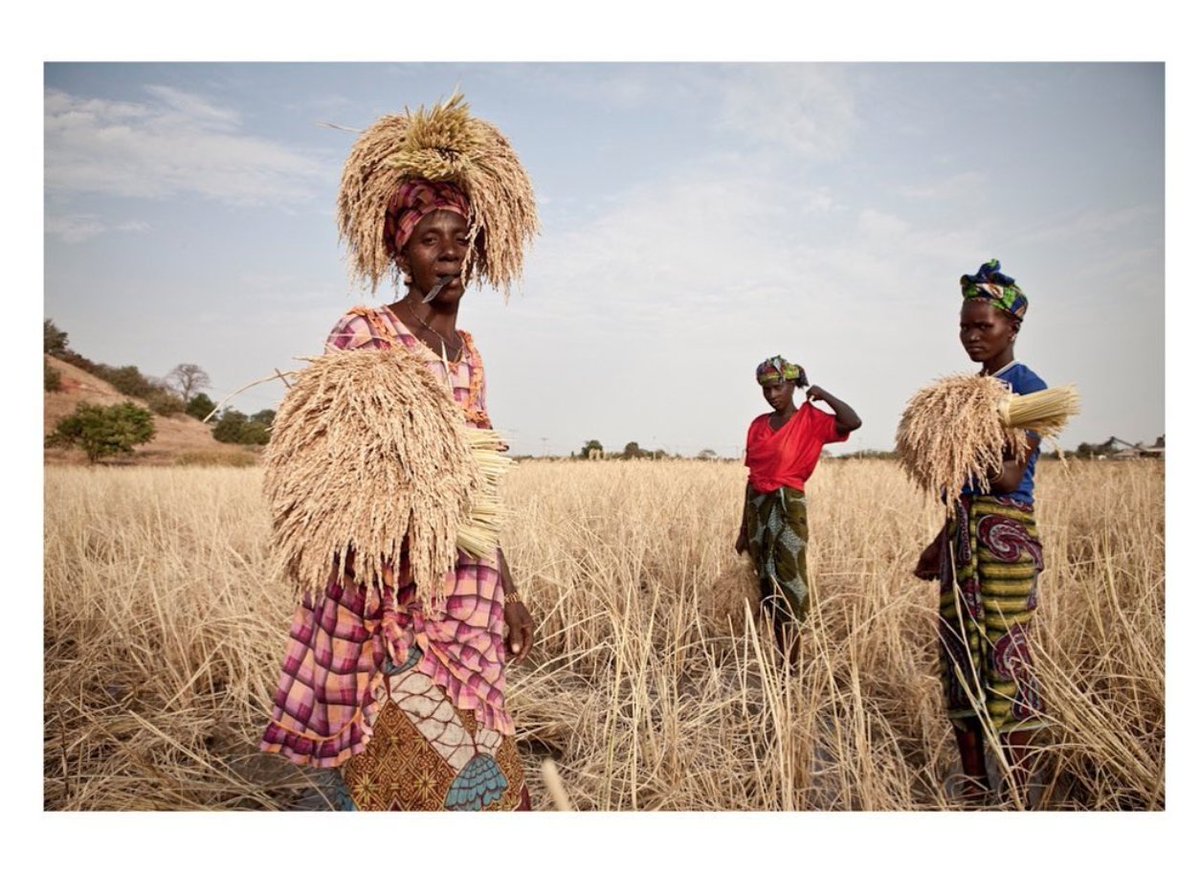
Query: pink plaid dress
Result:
<box><xmin>260</xmin><ymin>306</ymin><xmax>515</xmax><ymax>771</ymax></box>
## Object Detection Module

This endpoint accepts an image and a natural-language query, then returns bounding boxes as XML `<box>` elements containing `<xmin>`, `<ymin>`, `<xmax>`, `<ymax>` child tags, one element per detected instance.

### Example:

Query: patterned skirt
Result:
<box><xmin>745</xmin><ymin>486</ymin><xmax>811</xmax><ymax>627</ymax></box>
<box><xmin>328</xmin><ymin>647</ymin><xmax>529</xmax><ymax>811</ymax></box>
<box><xmin>937</xmin><ymin>495</ymin><xmax>1049</xmax><ymax>734</ymax></box>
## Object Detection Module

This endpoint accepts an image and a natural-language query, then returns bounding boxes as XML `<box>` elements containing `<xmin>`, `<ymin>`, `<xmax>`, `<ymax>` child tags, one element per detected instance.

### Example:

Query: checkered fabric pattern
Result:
<box><xmin>259</xmin><ymin>308</ymin><xmax>513</xmax><ymax>768</ymax></box>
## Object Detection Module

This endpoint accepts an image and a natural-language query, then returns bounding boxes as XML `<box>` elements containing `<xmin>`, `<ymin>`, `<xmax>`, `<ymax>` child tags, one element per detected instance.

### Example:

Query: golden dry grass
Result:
<box><xmin>43</xmin><ymin>459</ymin><xmax>1164</xmax><ymax>811</ymax></box>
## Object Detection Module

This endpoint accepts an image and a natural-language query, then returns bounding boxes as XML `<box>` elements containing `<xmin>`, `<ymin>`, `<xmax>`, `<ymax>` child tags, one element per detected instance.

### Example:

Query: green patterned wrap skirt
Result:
<box><xmin>938</xmin><ymin>495</ymin><xmax>1048</xmax><ymax>734</ymax></box>
<box><xmin>745</xmin><ymin>485</ymin><xmax>811</xmax><ymax>627</ymax></box>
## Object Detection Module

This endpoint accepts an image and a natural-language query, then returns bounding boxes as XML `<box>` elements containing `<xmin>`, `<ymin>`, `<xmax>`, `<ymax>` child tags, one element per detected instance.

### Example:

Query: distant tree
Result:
<box><xmin>696</xmin><ymin>448</ymin><xmax>717</xmax><ymax>460</ymax></box>
<box><xmin>622</xmin><ymin>441</ymin><xmax>642</xmax><ymax>459</ymax></box>
<box><xmin>1075</xmin><ymin>442</ymin><xmax>1096</xmax><ymax>459</ymax></box>
<box><xmin>211</xmin><ymin>408</ymin><xmax>273</xmax><ymax>445</ymax></box>
<box><xmin>44</xmin><ymin>358</ymin><xmax>62</xmax><ymax>392</ymax></box>
<box><xmin>580</xmin><ymin>439</ymin><xmax>604</xmax><ymax>459</ymax></box>
<box><xmin>94</xmin><ymin>364</ymin><xmax>155</xmax><ymax>399</ymax></box>
<box><xmin>48</xmin><ymin>402</ymin><xmax>155</xmax><ymax>462</ymax></box>
<box><xmin>165</xmin><ymin>363</ymin><xmax>212</xmax><ymax>403</ymax></box>
<box><xmin>1154</xmin><ymin>434</ymin><xmax>1165</xmax><ymax>449</ymax></box>
<box><xmin>146</xmin><ymin>391</ymin><xmax>186</xmax><ymax>416</ymax></box>
<box><xmin>212</xmin><ymin>409</ymin><xmax>249</xmax><ymax>444</ymax></box>
<box><xmin>186</xmin><ymin>392</ymin><xmax>218</xmax><ymax>421</ymax></box>
<box><xmin>44</xmin><ymin>319</ymin><xmax>69</xmax><ymax>356</ymax></box>
<box><xmin>241</xmin><ymin>422</ymin><xmax>270</xmax><ymax>445</ymax></box>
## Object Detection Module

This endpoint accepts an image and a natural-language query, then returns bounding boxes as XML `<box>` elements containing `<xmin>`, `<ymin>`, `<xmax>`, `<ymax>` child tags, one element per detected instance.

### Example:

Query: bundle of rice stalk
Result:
<box><xmin>337</xmin><ymin>92</ymin><xmax>539</xmax><ymax>299</ymax></box>
<box><xmin>998</xmin><ymin>384</ymin><xmax>1080</xmax><ymax>438</ymax></box>
<box><xmin>895</xmin><ymin>374</ymin><xmax>1079</xmax><ymax>511</ymax></box>
<box><xmin>263</xmin><ymin>348</ymin><xmax>513</xmax><ymax>613</ymax></box>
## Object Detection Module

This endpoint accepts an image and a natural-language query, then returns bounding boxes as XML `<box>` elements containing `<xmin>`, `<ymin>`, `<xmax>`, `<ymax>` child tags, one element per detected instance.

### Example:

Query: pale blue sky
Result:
<box><xmin>44</xmin><ymin>63</ymin><xmax>1164</xmax><ymax>457</ymax></box>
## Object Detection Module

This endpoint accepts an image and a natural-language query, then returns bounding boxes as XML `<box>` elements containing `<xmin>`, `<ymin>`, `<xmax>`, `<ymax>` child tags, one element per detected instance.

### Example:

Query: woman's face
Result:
<box><xmin>762</xmin><ymin>379</ymin><xmax>795</xmax><ymax>411</ymax></box>
<box><xmin>398</xmin><ymin>210</ymin><xmax>470</xmax><ymax>302</ymax></box>
<box><xmin>960</xmin><ymin>299</ymin><xmax>1017</xmax><ymax>363</ymax></box>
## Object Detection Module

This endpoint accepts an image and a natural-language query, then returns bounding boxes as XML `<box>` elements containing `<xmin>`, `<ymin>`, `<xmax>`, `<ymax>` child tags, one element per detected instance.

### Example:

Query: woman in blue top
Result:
<box><xmin>914</xmin><ymin>260</ymin><xmax>1050</xmax><ymax>807</ymax></box>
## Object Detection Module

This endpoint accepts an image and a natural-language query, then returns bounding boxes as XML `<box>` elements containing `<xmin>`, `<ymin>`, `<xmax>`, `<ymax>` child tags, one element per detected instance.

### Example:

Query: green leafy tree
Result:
<box><xmin>147</xmin><ymin>392</ymin><xmax>185</xmax><ymax>415</ymax></box>
<box><xmin>186</xmin><ymin>392</ymin><xmax>217</xmax><ymax>421</ymax></box>
<box><xmin>622</xmin><ymin>441</ymin><xmax>642</xmax><ymax>459</ymax></box>
<box><xmin>45</xmin><ymin>358</ymin><xmax>62</xmax><ymax>392</ymax></box>
<box><xmin>48</xmin><ymin>402</ymin><xmax>155</xmax><ymax>462</ymax></box>
<box><xmin>579</xmin><ymin>439</ymin><xmax>604</xmax><ymax>459</ymax></box>
<box><xmin>241</xmin><ymin>421</ymin><xmax>271</xmax><ymax>445</ymax></box>
<box><xmin>212</xmin><ymin>409</ymin><xmax>249</xmax><ymax>444</ymax></box>
<box><xmin>44</xmin><ymin>319</ymin><xmax>69</xmax><ymax>356</ymax></box>
<box><xmin>95</xmin><ymin>364</ymin><xmax>156</xmax><ymax>399</ymax></box>
<box><xmin>250</xmin><ymin>409</ymin><xmax>276</xmax><ymax>427</ymax></box>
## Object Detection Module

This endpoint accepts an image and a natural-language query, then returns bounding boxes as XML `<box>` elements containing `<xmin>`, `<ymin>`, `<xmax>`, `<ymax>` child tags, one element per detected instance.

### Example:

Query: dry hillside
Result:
<box><xmin>44</xmin><ymin>356</ymin><xmax>257</xmax><ymax>466</ymax></box>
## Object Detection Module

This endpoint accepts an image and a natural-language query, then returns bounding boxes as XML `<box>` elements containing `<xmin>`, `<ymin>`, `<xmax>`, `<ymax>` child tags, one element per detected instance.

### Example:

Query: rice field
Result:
<box><xmin>42</xmin><ymin>458</ymin><xmax>1165</xmax><ymax>811</ymax></box>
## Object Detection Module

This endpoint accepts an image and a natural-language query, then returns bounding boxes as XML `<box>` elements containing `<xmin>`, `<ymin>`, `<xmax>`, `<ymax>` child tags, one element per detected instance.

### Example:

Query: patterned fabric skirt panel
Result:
<box><xmin>937</xmin><ymin>496</ymin><xmax>1049</xmax><ymax>734</ymax></box>
<box><xmin>745</xmin><ymin>486</ymin><xmax>811</xmax><ymax>626</ymax></box>
<box><xmin>334</xmin><ymin>647</ymin><xmax>529</xmax><ymax>811</ymax></box>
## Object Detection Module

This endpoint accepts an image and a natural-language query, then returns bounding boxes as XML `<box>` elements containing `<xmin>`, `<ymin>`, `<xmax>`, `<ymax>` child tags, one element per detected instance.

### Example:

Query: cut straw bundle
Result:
<box><xmin>998</xmin><ymin>385</ymin><xmax>1080</xmax><ymax>437</ymax></box>
<box><xmin>262</xmin><ymin>347</ymin><xmax>512</xmax><ymax>613</ymax></box>
<box><xmin>336</xmin><ymin>93</ymin><xmax>539</xmax><ymax>299</ymax></box>
<box><xmin>895</xmin><ymin>374</ymin><xmax>1079</xmax><ymax>511</ymax></box>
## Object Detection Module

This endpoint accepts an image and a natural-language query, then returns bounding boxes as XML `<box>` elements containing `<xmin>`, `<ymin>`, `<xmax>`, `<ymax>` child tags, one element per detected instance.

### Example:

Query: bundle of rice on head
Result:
<box><xmin>264</xmin><ymin>93</ymin><xmax>536</xmax><ymax>613</ymax></box>
<box><xmin>896</xmin><ymin>263</ymin><xmax>1080</xmax><ymax>512</ymax></box>
<box><xmin>336</xmin><ymin>91</ymin><xmax>539</xmax><ymax>298</ymax></box>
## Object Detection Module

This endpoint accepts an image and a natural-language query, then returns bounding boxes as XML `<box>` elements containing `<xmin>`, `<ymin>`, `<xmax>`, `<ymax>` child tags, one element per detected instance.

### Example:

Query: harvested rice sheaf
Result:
<box><xmin>337</xmin><ymin>93</ymin><xmax>539</xmax><ymax>298</ymax></box>
<box><xmin>895</xmin><ymin>374</ymin><xmax>1080</xmax><ymax>511</ymax></box>
<box><xmin>262</xmin><ymin>348</ymin><xmax>512</xmax><ymax>613</ymax></box>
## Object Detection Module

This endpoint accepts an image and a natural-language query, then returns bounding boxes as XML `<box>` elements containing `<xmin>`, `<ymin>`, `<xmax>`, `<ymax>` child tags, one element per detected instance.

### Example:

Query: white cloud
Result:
<box><xmin>45</xmin><ymin>214</ymin><xmax>150</xmax><ymax>243</ymax></box>
<box><xmin>715</xmin><ymin>65</ymin><xmax>859</xmax><ymax>160</ymax></box>
<box><xmin>44</xmin><ymin>86</ymin><xmax>325</xmax><ymax>205</ymax></box>
<box><xmin>504</xmin><ymin>64</ymin><xmax>860</xmax><ymax>161</ymax></box>
<box><xmin>1016</xmin><ymin>204</ymin><xmax>1159</xmax><ymax>246</ymax></box>
<box><xmin>898</xmin><ymin>171</ymin><xmax>988</xmax><ymax>200</ymax></box>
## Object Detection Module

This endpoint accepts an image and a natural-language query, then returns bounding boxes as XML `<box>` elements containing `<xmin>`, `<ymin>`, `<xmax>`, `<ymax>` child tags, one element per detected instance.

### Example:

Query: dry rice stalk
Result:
<box><xmin>999</xmin><ymin>384</ymin><xmax>1081</xmax><ymax>439</ymax></box>
<box><xmin>540</xmin><ymin>758</ymin><xmax>574</xmax><ymax>811</ymax></box>
<box><xmin>336</xmin><ymin>92</ymin><xmax>539</xmax><ymax>299</ymax></box>
<box><xmin>895</xmin><ymin>374</ymin><xmax>1025</xmax><ymax>511</ymax></box>
<box><xmin>262</xmin><ymin>347</ymin><xmax>511</xmax><ymax>613</ymax></box>
<box><xmin>896</xmin><ymin>375</ymin><xmax>1080</xmax><ymax>511</ymax></box>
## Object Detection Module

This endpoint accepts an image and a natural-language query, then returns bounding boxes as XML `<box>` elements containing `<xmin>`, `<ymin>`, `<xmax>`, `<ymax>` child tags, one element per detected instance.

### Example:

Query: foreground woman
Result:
<box><xmin>914</xmin><ymin>259</ymin><xmax>1050</xmax><ymax>807</ymax></box>
<box><xmin>736</xmin><ymin>356</ymin><xmax>860</xmax><ymax>663</ymax></box>
<box><xmin>260</xmin><ymin>95</ymin><xmax>538</xmax><ymax>810</ymax></box>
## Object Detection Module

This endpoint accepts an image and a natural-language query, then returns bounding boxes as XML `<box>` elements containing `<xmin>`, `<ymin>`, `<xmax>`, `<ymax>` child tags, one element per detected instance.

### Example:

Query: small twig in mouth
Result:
<box><xmin>422</xmin><ymin>275</ymin><xmax>456</xmax><ymax>303</ymax></box>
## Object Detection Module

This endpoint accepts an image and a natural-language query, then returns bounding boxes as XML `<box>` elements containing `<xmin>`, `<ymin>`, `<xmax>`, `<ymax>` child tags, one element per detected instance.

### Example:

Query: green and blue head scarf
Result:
<box><xmin>961</xmin><ymin>259</ymin><xmax>1028</xmax><ymax>322</ymax></box>
<box><xmin>756</xmin><ymin>355</ymin><xmax>807</xmax><ymax>387</ymax></box>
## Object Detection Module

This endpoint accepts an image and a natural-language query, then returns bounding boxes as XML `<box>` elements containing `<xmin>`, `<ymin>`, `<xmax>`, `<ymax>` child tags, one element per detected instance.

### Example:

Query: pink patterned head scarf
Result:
<box><xmin>383</xmin><ymin>179</ymin><xmax>471</xmax><ymax>256</ymax></box>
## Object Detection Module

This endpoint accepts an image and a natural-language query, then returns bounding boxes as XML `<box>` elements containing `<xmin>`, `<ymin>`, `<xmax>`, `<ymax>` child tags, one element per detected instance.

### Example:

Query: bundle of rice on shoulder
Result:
<box><xmin>262</xmin><ymin>346</ymin><xmax>512</xmax><ymax>614</ymax></box>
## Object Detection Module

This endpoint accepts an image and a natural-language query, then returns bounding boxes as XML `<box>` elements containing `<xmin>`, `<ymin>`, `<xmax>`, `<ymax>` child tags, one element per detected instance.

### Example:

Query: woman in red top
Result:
<box><xmin>736</xmin><ymin>356</ymin><xmax>861</xmax><ymax>663</ymax></box>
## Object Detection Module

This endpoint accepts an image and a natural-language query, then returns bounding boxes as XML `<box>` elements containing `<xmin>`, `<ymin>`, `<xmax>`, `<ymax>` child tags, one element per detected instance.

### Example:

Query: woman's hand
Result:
<box><xmin>735</xmin><ymin>529</ymin><xmax>749</xmax><ymax>555</ymax></box>
<box><xmin>806</xmin><ymin>385</ymin><xmax>862</xmax><ymax>433</ymax></box>
<box><xmin>504</xmin><ymin>598</ymin><xmax>534</xmax><ymax>666</ymax></box>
